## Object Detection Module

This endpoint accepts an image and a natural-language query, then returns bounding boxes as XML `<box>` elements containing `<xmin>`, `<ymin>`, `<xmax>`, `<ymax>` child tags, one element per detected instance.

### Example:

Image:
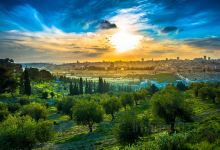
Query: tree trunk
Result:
<box><xmin>135</xmin><ymin>100</ymin><xmax>138</xmax><ymax>106</ymax></box>
<box><xmin>111</xmin><ymin>113</ymin><xmax>115</xmax><ymax>121</ymax></box>
<box><xmin>89</xmin><ymin>123</ymin><xmax>93</xmax><ymax>133</ymax></box>
<box><xmin>170</xmin><ymin>122</ymin><xmax>175</xmax><ymax>134</ymax></box>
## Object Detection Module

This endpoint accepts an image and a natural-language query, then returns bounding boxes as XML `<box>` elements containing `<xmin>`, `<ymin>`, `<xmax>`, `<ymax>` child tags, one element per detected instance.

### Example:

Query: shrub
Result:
<box><xmin>0</xmin><ymin>102</ymin><xmax>9</xmax><ymax>121</ymax></box>
<box><xmin>7</xmin><ymin>102</ymin><xmax>21</xmax><ymax>113</ymax></box>
<box><xmin>21</xmin><ymin>103</ymin><xmax>48</xmax><ymax>121</ymax></box>
<box><xmin>41</xmin><ymin>91</ymin><xmax>49</xmax><ymax>99</ymax></box>
<box><xmin>35</xmin><ymin>120</ymin><xmax>54</xmax><ymax>143</ymax></box>
<box><xmin>157</xmin><ymin>132</ymin><xmax>189</xmax><ymax>150</ymax></box>
<box><xmin>73</xmin><ymin>100</ymin><xmax>104</xmax><ymax>132</ymax></box>
<box><xmin>19</xmin><ymin>97</ymin><xmax>30</xmax><ymax>105</ymax></box>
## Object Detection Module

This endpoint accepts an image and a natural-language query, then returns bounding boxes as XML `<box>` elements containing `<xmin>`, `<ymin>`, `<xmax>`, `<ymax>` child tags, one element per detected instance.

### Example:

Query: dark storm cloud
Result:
<box><xmin>99</xmin><ymin>20</ymin><xmax>117</xmax><ymax>30</ymax></box>
<box><xmin>184</xmin><ymin>37</ymin><xmax>220</xmax><ymax>50</ymax></box>
<box><xmin>161</xmin><ymin>26</ymin><xmax>178</xmax><ymax>33</ymax></box>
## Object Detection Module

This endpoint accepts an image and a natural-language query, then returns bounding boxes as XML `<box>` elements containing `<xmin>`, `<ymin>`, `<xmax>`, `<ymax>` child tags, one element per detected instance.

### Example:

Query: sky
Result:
<box><xmin>0</xmin><ymin>0</ymin><xmax>220</xmax><ymax>63</ymax></box>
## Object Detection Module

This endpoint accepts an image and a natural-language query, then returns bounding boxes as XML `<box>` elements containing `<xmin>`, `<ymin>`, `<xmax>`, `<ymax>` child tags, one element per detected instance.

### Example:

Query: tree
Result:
<box><xmin>73</xmin><ymin>83</ymin><xmax>79</xmax><ymax>95</ymax></box>
<box><xmin>79</xmin><ymin>77</ymin><xmax>83</xmax><ymax>94</ymax></box>
<box><xmin>103</xmin><ymin>97</ymin><xmax>121</xmax><ymax>121</ymax></box>
<box><xmin>69</xmin><ymin>82</ymin><xmax>74</xmax><ymax>96</ymax></box>
<box><xmin>121</xmin><ymin>93</ymin><xmax>134</xmax><ymax>110</ymax></box>
<box><xmin>176</xmin><ymin>81</ymin><xmax>187</xmax><ymax>91</ymax></box>
<box><xmin>50</xmin><ymin>92</ymin><xmax>55</xmax><ymax>98</ymax></box>
<box><xmin>0</xmin><ymin>115</ymin><xmax>54</xmax><ymax>150</ymax></box>
<box><xmin>117</xmin><ymin>114</ymin><xmax>150</xmax><ymax>145</ymax></box>
<box><xmin>57</xmin><ymin>97</ymin><xmax>75</xmax><ymax>119</ymax></box>
<box><xmin>73</xmin><ymin>100</ymin><xmax>104</xmax><ymax>132</ymax></box>
<box><xmin>98</xmin><ymin>77</ymin><xmax>104</xmax><ymax>93</ymax></box>
<box><xmin>133</xmin><ymin>91</ymin><xmax>145</xmax><ymax>105</ymax></box>
<box><xmin>148</xmin><ymin>84</ymin><xmax>159</xmax><ymax>95</ymax></box>
<box><xmin>198</xmin><ymin>87</ymin><xmax>216</xmax><ymax>103</ymax></box>
<box><xmin>23</xmin><ymin>68</ymin><xmax>31</xmax><ymax>95</ymax></box>
<box><xmin>0</xmin><ymin>67</ymin><xmax>17</xmax><ymax>96</ymax></box>
<box><xmin>152</xmin><ymin>85</ymin><xmax>192</xmax><ymax>133</ymax></box>
<box><xmin>42</xmin><ymin>91</ymin><xmax>49</xmax><ymax>99</ymax></box>
<box><xmin>21</xmin><ymin>103</ymin><xmax>48</xmax><ymax>121</ymax></box>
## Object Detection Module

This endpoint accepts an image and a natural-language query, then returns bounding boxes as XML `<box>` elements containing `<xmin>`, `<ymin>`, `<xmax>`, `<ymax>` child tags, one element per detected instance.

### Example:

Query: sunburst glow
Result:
<box><xmin>109</xmin><ymin>31</ymin><xmax>142</xmax><ymax>53</ymax></box>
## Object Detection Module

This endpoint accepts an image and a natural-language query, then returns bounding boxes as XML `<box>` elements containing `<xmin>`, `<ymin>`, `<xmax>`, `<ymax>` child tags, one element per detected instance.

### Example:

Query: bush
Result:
<box><xmin>198</xmin><ymin>118</ymin><xmax>220</xmax><ymax>143</ymax></box>
<box><xmin>0</xmin><ymin>102</ymin><xmax>9</xmax><ymax>121</ymax></box>
<box><xmin>35</xmin><ymin>120</ymin><xmax>54</xmax><ymax>143</ymax></box>
<box><xmin>73</xmin><ymin>100</ymin><xmax>104</xmax><ymax>132</ymax></box>
<box><xmin>117</xmin><ymin>114</ymin><xmax>150</xmax><ymax>145</ymax></box>
<box><xmin>0</xmin><ymin>115</ymin><xmax>54</xmax><ymax>150</ymax></box>
<box><xmin>19</xmin><ymin>97</ymin><xmax>30</xmax><ymax>105</ymax></box>
<box><xmin>21</xmin><ymin>103</ymin><xmax>48</xmax><ymax>121</ymax></box>
<box><xmin>157</xmin><ymin>132</ymin><xmax>189</xmax><ymax>150</ymax></box>
<box><xmin>41</xmin><ymin>91</ymin><xmax>49</xmax><ymax>99</ymax></box>
<box><xmin>7</xmin><ymin>102</ymin><xmax>21</xmax><ymax>113</ymax></box>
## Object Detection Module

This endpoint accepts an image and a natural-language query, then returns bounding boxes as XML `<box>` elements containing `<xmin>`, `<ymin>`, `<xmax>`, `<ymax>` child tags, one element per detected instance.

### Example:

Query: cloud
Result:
<box><xmin>161</xmin><ymin>26</ymin><xmax>178</xmax><ymax>33</ymax></box>
<box><xmin>99</xmin><ymin>20</ymin><xmax>117</xmax><ymax>30</ymax></box>
<box><xmin>184</xmin><ymin>37</ymin><xmax>220</xmax><ymax>50</ymax></box>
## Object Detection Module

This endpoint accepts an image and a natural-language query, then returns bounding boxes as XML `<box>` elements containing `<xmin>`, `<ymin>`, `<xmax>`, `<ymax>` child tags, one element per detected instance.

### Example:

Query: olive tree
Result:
<box><xmin>0</xmin><ymin>115</ymin><xmax>54</xmax><ymax>150</ymax></box>
<box><xmin>152</xmin><ymin>85</ymin><xmax>192</xmax><ymax>133</ymax></box>
<box><xmin>121</xmin><ymin>93</ymin><xmax>134</xmax><ymax>110</ymax></box>
<box><xmin>103</xmin><ymin>97</ymin><xmax>121</xmax><ymax>121</ymax></box>
<box><xmin>21</xmin><ymin>103</ymin><xmax>48</xmax><ymax>121</ymax></box>
<box><xmin>73</xmin><ymin>100</ymin><xmax>104</xmax><ymax>132</ymax></box>
<box><xmin>117</xmin><ymin>114</ymin><xmax>150</xmax><ymax>145</ymax></box>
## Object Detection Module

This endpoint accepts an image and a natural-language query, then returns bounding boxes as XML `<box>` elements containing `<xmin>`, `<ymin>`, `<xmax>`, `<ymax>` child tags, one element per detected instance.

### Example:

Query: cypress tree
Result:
<box><xmin>85</xmin><ymin>79</ymin><xmax>88</xmax><ymax>94</ymax></box>
<box><xmin>73</xmin><ymin>83</ymin><xmax>79</xmax><ymax>95</ymax></box>
<box><xmin>79</xmin><ymin>77</ymin><xmax>83</xmax><ymax>94</ymax></box>
<box><xmin>69</xmin><ymin>82</ymin><xmax>74</xmax><ymax>95</ymax></box>
<box><xmin>23</xmin><ymin>68</ymin><xmax>31</xmax><ymax>95</ymax></box>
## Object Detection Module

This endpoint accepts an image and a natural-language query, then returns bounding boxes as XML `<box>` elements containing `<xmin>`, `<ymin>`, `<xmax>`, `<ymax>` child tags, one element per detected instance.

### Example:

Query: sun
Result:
<box><xmin>109</xmin><ymin>31</ymin><xmax>142</xmax><ymax>53</ymax></box>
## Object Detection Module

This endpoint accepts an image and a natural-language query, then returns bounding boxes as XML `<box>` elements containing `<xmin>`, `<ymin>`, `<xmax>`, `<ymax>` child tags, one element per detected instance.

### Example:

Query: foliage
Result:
<box><xmin>42</xmin><ymin>91</ymin><xmax>49</xmax><ymax>99</ymax></box>
<box><xmin>0</xmin><ymin>115</ymin><xmax>54</xmax><ymax>150</ymax></box>
<box><xmin>0</xmin><ymin>67</ymin><xmax>18</xmax><ymax>95</ymax></box>
<box><xmin>176</xmin><ymin>81</ymin><xmax>188</xmax><ymax>91</ymax></box>
<box><xmin>21</xmin><ymin>103</ymin><xmax>48</xmax><ymax>121</ymax></box>
<box><xmin>7</xmin><ymin>102</ymin><xmax>21</xmax><ymax>113</ymax></box>
<box><xmin>23</xmin><ymin>68</ymin><xmax>31</xmax><ymax>95</ymax></box>
<box><xmin>19</xmin><ymin>97</ymin><xmax>30</xmax><ymax>105</ymax></box>
<box><xmin>0</xmin><ymin>102</ymin><xmax>9</xmax><ymax>121</ymax></box>
<box><xmin>152</xmin><ymin>85</ymin><xmax>192</xmax><ymax>133</ymax></box>
<box><xmin>73</xmin><ymin>100</ymin><xmax>104</xmax><ymax>132</ymax></box>
<box><xmin>133</xmin><ymin>91</ymin><xmax>146</xmax><ymax>105</ymax></box>
<box><xmin>148</xmin><ymin>84</ymin><xmax>159</xmax><ymax>95</ymax></box>
<box><xmin>102</xmin><ymin>97</ymin><xmax>121</xmax><ymax>120</ymax></box>
<box><xmin>57</xmin><ymin>97</ymin><xmax>76</xmax><ymax>119</ymax></box>
<box><xmin>117</xmin><ymin>113</ymin><xmax>150</xmax><ymax>145</ymax></box>
<box><xmin>121</xmin><ymin>93</ymin><xmax>134</xmax><ymax>109</ymax></box>
<box><xmin>156</xmin><ymin>132</ymin><xmax>189</xmax><ymax>150</ymax></box>
<box><xmin>35</xmin><ymin>120</ymin><xmax>54</xmax><ymax>143</ymax></box>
